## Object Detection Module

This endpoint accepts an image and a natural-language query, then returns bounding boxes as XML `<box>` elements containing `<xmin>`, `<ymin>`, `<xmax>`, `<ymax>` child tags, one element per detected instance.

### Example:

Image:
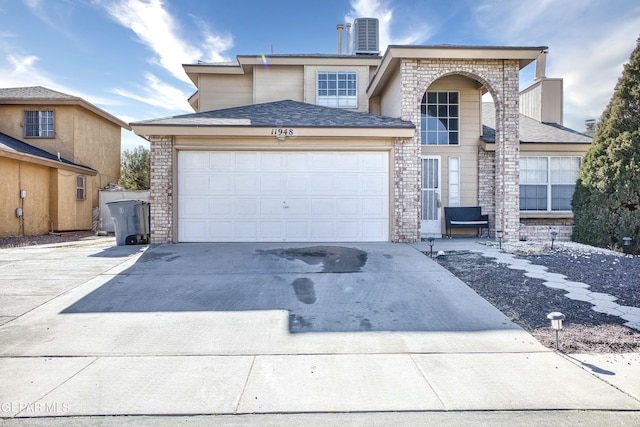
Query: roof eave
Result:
<box><xmin>130</xmin><ymin>124</ymin><xmax>415</xmax><ymax>139</ymax></box>
<box><xmin>0</xmin><ymin>148</ymin><xmax>98</xmax><ymax>175</ymax></box>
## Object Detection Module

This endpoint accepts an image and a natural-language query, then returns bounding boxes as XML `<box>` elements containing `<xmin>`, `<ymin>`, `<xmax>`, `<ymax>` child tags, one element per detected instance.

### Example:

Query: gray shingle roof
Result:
<box><xmin>481</xmin><ymin>103</ymin><xmax>592</xmax><ymax>144</ymax></box>
<box><xmin>0</xmin><ymin>86</ymin><xmax>78</xmax><ymax>100</ymax></box>
<box><xmin>0</xmin><ymin>132</ymin><xmax>95</xmax><ymax>172</ymax></box>
<box><xmin>132</xmin><ymin>100</ymin><xmax>415</xmax><ymax>129</ymax></box>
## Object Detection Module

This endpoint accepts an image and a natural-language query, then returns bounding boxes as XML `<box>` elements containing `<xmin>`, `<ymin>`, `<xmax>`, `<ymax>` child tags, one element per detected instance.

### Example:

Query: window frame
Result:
<box><xmin>519</xmin><ymin>156</ymin><xmax>581</xmax><ymax>212</ymax></box>
<box><xmin>448</xmin><ymin>156</ymin><xmax>460</xmax><ymax>207</ymax></box>
<box><xmin>316</xmin><ymin>70</ymin><xmax>358</xmax><ymax>108</ymax></box>
<box><xmin>421</xmin><ymin>91</ymin><xmax>460</xmax><ymax>145</ymax></box>
<box><xmin>24</xmin><ymin>110</ymin><xmax>55</xmax><ymax>138</ymax></box>
<box><xmin>76</xmin><ymin>175</ymin><xmax>86</xmax><ymax>201</ymax></box>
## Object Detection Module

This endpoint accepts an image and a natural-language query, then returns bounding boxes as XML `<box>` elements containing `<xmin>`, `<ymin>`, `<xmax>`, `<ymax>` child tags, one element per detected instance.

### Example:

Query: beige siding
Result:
<box><xmin>420</xmin><ymin>75</ymin><xmax>483</xmax><ymax>208</ymax></box>
<box><xmin>520</xmin><ymin>78</ymin><xmax>563</xmax><ymax>124</ymax></box>
<box><xmin>303</xmin><ymin>65</ymin><xmax>371</xmax><ymax>113</ymax></box>
<box><xmin>198</xmin><ymin>74</ymin><xmax>253</xmax><ymax>111</ymax></box>
<box><xmin>254</xmin><ymin>65</ymin><xmax>304</xmax><ymax>104</ymax></box>
<box><xmin>379</xmin><ymin>67</ymin><xmax>402</xmax><ymax>118</ymax></box>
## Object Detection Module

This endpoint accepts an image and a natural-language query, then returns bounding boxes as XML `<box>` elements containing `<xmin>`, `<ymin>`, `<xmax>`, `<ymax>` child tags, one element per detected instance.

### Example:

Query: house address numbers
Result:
<box><xmin>271</xmin><ymin>128</ymin><xmax>294</xmax><ymax>136</ymax></box>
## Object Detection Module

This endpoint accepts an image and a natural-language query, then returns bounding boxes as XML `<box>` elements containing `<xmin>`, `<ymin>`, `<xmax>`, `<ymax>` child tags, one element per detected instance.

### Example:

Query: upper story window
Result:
<box><xmin>24</xmin><ymin>110</ymin><xmax>54</xmax><ymax>137</ymax></box>
<box><xmin>421</xmin><ymin>91</ymin><xmax>459</xmax><ymax>145</ymax></box>
<box><xmin>520</xmin><ymin>156</ymin><xmax>581</xmax><ymax>212</ymax></box>
<box><xmin>317</xmin><ymin>71</ymin><xmax>357</xmax><ymax>108</ymax></box>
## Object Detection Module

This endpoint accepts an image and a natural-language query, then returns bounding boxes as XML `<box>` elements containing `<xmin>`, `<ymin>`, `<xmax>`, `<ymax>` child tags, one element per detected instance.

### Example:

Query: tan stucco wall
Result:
<box><xmin>0</xmin><ymin>157</ymin><xmax>51</xmax><ymax>236</ymax></box>
<box><xmin>0</xmin><ymin>104</ymin><xmax>121</xmax><ymax>208</ymax></box>
<box><xmin>49</xmin><ymin>170</ymin><xmax>93</xmax><ymax>232</ymax></box>
<box><xmin>72</xmin><ymin>107</ymin><xmax>121</xmax><ymax>206</ymax></box>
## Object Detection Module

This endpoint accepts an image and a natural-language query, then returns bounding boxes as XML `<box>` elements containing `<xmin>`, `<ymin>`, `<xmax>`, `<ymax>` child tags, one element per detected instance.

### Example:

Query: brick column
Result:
<box><xmin>149</xmin><ymin>135</ymin><xmax>173</xmax><ymax>243</ymax></box>
<box><xmin>394</xmin><ymin>59</ymin><xmax>421</xmax><ymax>242</ymax></box>
<box><xmin>493</xmin><ymin>60</ymin><xmax>520</xmax><ymax>241</ymax></box>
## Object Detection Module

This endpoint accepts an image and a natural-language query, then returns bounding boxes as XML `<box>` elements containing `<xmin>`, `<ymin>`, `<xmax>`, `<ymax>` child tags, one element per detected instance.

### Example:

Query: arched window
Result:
<box><xmin>420</xmin><ymin>92</ymin><xmax>459</xmax><ymax>145</ymax></box>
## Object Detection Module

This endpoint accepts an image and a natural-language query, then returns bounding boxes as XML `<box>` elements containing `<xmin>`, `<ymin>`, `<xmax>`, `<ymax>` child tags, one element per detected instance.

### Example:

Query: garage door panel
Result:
<box><xmin>362</xmin><ymin>152</ymin><xmax>387</xmax><ymax>171</ymax></box>
<box><xmin>285</xmin><ymin>153</ymin><xmax>309</xmax><ymax>171</ymax></box>
<box><xmin>181</xmin><ymin>152</ymin><xmax>207</xmax><ymax>170</ymax></box>
<box><xmin>180</xmin><ymin>197</ymin><xmax>208</xmax><ymax>216</ymax></box>
<box><xmin>335</xmin><ymin>199</ymin><xmax>359</xmax><ymax>215</ymax></box>
<box><xmin>362</xmin><ymin>175</ymin><xmax>387</xmax><ymax>194</ymax></box>
<box><xmin>178</xmin><ymin>151</ymin><xmax>389</xmax><ymax>242</ymax></box>
<box><xmin>234</xmin><ymin>174</ymin><xmax>259</xmax><ymax>193</ymax></box>
<box><xmin>209</xmin><ymin>152</ymin><xmax>234</xmax><ymax>170</ymax></box>
<box><xmin>209</xmin><ymin>174</ymin><xmax>233</xmax><ymax>193</ymax></box>
<box><xmin>260</xmin><ymin>199</ymin><xmax>285</xmax><ymax>216</ymax></box>
<box><xmin>260</xmin><ymin>175</ymin><xmax>284</xmax><ymax>193</ymax></box>
<box><xmin>181</xmin><ymin>173</ymin><xmax>209</xmax><ymax>194</ymax></box>
<box><xmin>362</xmin><ymin>198</ymin><xmax>387</xmax><ymax>216</ymax></box>
<box><xmin>209</xmin><ymin>199</ymin><xmax>233</xmax><ymax>216</ymax></box>
<box><xmin>259</xmin><ymin>221</ymin><xmax>284</xmax><ymax>239</ymax></box>
<box><xmin>235</xmin><ymin>153</ymin><xmax>259</xmax><ymax>170</ymax></box>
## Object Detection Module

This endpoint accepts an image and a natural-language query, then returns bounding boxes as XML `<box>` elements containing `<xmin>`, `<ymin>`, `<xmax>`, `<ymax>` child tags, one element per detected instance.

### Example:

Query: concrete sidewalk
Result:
<box><xmin>0</xmin><ymin>239</ymin><xmax>639</xmax><ymax>424</ymax></box>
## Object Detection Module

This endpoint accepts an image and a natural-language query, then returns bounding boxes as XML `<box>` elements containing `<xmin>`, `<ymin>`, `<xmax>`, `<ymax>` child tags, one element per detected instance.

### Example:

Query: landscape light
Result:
<box><xmin>496</xmin><ymin>229</ymin><xmax>503</xmax><ymax>250</ymax></box>
<box><xmin>547</xmin><ymin>311</ymin><xmax>565</xmax><ymax>350</ymax></box>
<box><xmin>427</xmin><ymin>237</ymin><xmax>435</xmax><ymax>258</ymax></box>
<box><xmin>550</xmin><ymin>230</ymin><xmax>558</xmax><ymax>250</ymax></box>
<box><xmin>623</xmin><ymin>237</ymin><xmax>632</xmax><ymax>254</ymax></box>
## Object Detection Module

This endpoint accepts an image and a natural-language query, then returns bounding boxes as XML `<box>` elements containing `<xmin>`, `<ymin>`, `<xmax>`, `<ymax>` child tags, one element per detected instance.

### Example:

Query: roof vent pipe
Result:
<box><xmin>337</xmin><ymin>24</ymin><xmax>344</xmax><ymax>55</ymax></box>
<box><xmin>346</xmin><ymin>23</ymin><xmax>351</xmax><ymax>55</ymax></box>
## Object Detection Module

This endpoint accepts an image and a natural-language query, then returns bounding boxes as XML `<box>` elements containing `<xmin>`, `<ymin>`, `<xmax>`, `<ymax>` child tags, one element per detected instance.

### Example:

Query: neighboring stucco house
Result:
<box><xmin>0</xmin><ymin>86</ymin><xmax>130</xmax><ymax>236</ymax></box>
<box><xmin>131</xmin><ymin>25</ymin><xmax>591</xmax><ymax>244</ymax></box>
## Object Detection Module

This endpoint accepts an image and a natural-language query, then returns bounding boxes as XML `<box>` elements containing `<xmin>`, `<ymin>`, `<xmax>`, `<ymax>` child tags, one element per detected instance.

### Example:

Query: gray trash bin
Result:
<box><xmin>106</xmin><ymin>200</ymin><xmax>150</xmax><ymax>246</ymax></box>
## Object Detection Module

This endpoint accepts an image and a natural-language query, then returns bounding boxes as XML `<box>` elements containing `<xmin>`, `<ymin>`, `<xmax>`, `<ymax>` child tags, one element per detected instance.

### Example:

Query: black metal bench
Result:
<box><xmin>444</xmin><ymin>206</ymin><xmax>489</xmax><ymax>238</ymax></box>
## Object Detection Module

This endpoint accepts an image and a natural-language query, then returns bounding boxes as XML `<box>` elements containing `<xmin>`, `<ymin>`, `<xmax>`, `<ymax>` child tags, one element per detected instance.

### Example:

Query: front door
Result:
<box><xmin>421</xmin><ymin>156</ymin><xmax>442</xmax><ymax>237</ymax></box>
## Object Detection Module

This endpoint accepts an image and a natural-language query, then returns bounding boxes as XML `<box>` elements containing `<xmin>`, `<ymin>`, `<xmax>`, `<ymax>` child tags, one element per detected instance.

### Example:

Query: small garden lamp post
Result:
<box><xmin>496</xmin><ymin>230</ymin><xmax>503</xmax><ymax>250</ymax></box>
<box><xmin>547</xmin><ymin>311</ymin><xmax>565</xmax><ymax>350</ymax></box>
<box><xmin>623</xmin><ymin>237</ymin><xmax>632</xmax><ymax>254</ymax></box>
<box><xmin>550</xmin><ymin>230</ymin><xmax>558</xmax><ymax>250</ymax></box>
<box><xmin>427</xmin><ymin>237</ymin><xmax>435</xmax><ymax>258</ymax></box>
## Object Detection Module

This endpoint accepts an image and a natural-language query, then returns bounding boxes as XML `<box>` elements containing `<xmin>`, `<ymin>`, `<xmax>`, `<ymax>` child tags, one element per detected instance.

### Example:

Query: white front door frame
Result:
<box><xmin>421</xmin><ymin>155</ymin><xmax>442</xmax><ymax>237</ymax></box>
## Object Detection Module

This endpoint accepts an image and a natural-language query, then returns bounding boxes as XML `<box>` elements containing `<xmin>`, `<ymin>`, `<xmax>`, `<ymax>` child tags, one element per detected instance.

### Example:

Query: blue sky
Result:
<box><xmin>1</xmin><ymin>0</ymin><xmax>639</xmax><ymax>152</ymax></box>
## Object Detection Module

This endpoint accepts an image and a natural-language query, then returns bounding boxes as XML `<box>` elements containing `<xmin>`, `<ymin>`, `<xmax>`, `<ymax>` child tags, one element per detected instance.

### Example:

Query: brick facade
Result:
<box><xmin>149</xmin><ymin>135</ymin><xmax>173</xmax><ymax>244</ymax></box>
<box><xmin>398</xmin><ymin>58</ymin><xmax>521</xmax><ymax>242</ymax></box>
<box><xmin>392</xmin><ymin>137</ymin><xmax>421</xmax><ymax>242</ymax></box>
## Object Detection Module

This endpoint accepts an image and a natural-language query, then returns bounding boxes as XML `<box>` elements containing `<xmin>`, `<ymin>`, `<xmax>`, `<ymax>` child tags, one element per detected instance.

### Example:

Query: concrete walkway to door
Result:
<box><xmin>0</xmin><ymin>240</ymin><xmax>639</xmax><ymax>424</ymax></box>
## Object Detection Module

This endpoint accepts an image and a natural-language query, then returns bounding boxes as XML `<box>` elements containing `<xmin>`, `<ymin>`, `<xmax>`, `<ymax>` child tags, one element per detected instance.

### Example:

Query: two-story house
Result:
<box><xmin>131</xmin><ymin>20</ymin><xmax>591</xmax><ymax>244</ymax></box>
<box><xmin>0</xmin><ymin>86</ymin><xmax>130</xmax><ymax>237</ymax></box>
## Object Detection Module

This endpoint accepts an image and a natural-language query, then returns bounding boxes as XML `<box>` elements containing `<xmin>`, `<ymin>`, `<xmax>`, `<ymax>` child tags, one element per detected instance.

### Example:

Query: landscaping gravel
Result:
<box><xmin>435</xmin><ymin>242</ymin><xmax>640</xmax><ymax>353</ymax></box>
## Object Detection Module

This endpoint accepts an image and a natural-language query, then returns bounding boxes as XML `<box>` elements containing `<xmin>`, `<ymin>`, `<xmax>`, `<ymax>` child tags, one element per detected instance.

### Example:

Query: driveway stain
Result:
<box><xmin>261</xmin><ymin>246</ymin><xmax>367</xmax><ymax>273</ymax></box>
<box><xmin>291</xmin><ymin>277</ymin><xmax>316</xmax><ymax>304</ymax></box>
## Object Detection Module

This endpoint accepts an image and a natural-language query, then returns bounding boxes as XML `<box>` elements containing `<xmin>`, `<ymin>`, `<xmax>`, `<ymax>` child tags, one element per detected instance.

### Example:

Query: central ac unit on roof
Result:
<box><xmin>353</xmin><ymin>18</ymin><xmax>380</xmax><ymax>55</ymax></box>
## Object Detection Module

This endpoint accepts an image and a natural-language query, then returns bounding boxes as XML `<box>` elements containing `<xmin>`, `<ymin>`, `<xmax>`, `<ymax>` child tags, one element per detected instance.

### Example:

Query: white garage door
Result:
<box><xmin>178</xmin><ymin>151</ymin><xmax>389</xmax><ymax>242</ymax></box>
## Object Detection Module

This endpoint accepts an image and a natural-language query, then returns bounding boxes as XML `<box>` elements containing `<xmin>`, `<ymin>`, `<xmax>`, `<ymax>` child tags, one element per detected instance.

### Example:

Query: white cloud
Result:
<box><xmin>104</xmin><ymin>0</ymin><xmax>232</xmax><ymax>82</ymax></box>
<box><xmin>471</xmin><ymin>0</ymin><xmax>640</xmax><ymax>130</ymax></box>
<box><xmin>346</xmin><ymin>0</ymin><xmax>432</xmax><ymax>53</ymax></box>
<box><xmin>112</xmin><ymin>72</ymin><xmax>192</xmax><ymax>113</ymax></box>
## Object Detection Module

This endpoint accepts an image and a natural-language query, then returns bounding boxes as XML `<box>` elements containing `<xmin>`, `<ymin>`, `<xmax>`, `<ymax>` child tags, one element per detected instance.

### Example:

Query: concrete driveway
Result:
<box><xmin>1</xmin><ymin>240</ymin><xmax>639</xmax><ymax>420</ymax></box>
